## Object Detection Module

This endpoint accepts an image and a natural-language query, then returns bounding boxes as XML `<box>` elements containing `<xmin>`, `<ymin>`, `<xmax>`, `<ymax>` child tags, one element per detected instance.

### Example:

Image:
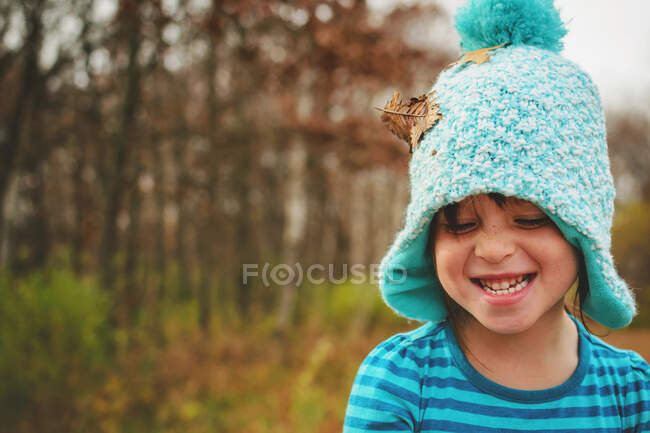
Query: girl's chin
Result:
<box><xmin>473</xmin><ymin>313</ymin><xmax>537</xmax><ymax>335</ymax></box>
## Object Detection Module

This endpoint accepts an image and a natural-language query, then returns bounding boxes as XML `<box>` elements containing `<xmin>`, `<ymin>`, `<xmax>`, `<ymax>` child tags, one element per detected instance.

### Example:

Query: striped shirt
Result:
<box><xmin>343</xmin><ymin>317</ymin><xmax>650</xmax><ymax>432</ymax></box>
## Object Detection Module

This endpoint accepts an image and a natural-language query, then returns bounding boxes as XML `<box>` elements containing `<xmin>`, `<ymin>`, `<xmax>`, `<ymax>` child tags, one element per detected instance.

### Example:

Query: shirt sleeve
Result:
<box><xmin>343</xmin><ymin>335</ymin><xmax>422</xmax><ymax>433</ymax></box>
<box><xmin>621</xmin><ymin>352</ymin><xmax>650</xmax><ymax>433</ymax></box>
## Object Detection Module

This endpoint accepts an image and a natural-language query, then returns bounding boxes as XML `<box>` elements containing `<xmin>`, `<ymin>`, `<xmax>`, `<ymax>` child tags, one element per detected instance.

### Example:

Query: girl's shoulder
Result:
<box><xmin>344</xmin><ymin>321</ymin><xmax>449</xmax><ymax>430</ymax></box>
<box><xmin>578</xmin><ymin>326</ymin><xmax>650</xmax><ymax>390</ymax></box>
<box><xmin>368</xmin><ymin>321</ymin><xmax>447</xmax><ymax>358</ymax></box>
<box><xmin>357</xmin><ymin>320</ymin><xmax>449</xmax><ymax>378</ymax></box>
<box><xmin>581</xmin><ymin>328</ymin><xmax>649</xmax><ymax>369</ymax></box>
<box><xmin>580</xmin><ymin>334</ymin><xmax>650</xmax><ymax>429</ymax></box>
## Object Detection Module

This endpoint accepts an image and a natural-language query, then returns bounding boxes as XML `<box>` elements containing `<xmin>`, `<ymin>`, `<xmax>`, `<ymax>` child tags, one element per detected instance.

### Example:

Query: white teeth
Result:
<box><xmin>479</xmin><ymin>274</ymin><xmax>531</xmax><ymax>294</ymax></box>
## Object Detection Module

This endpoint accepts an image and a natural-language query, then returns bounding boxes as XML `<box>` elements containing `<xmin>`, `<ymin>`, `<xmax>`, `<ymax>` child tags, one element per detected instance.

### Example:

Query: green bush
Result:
<box><xmin>0</xmin><ymin>269</ymin><xmax>111</xmax><ymax>432</ymax></box>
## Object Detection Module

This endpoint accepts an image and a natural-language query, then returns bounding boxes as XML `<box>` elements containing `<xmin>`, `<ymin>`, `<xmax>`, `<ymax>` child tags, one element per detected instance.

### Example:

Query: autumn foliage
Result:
<box><xmin>0</xmin><ymin>0</ymin><xmax>648</xmax><ymax>432</ymax></box>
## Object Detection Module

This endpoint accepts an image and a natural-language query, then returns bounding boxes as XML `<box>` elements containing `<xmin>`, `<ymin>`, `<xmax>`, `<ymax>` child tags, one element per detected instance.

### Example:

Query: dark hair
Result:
<box><xmin>426</xmin><ymin>193</ymin><xmax>594</xmax><ymax>361</ymax></box>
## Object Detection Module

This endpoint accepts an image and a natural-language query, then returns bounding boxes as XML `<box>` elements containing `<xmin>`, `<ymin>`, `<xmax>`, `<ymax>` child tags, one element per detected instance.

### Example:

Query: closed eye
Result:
<box><xmin>443</xmin><ymin>222</ymin><xmax>476</xmax><ymax>234</ymax></box>
<box><xmin>516</xmin><ymin>217</ymin><xmax>550</xmax><ymax>228</ymax></box>
<box><xmin>444</xmin><ymin>217</ymin><xmax>550</xmax><ymax>233</ymax></box>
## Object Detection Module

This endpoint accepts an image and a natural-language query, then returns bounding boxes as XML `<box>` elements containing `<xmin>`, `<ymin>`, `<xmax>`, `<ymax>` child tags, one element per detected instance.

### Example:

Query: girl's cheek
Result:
<box><xmin>434</xmin><ymin>248</ymin><xmax>462</xmax><ymax>279</ymax></box>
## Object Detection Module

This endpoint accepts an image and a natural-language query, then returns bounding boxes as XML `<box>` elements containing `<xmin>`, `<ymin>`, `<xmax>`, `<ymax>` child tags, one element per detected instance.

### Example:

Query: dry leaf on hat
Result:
<box><xmin>376</xmin><ymin>90</ymin><xmax>442</xmax><ymax>153</ymax></box>
<box><xmin>449</xmin><ymin>42</ymin><xmax>507</xmax><ymax>68</ymax></box>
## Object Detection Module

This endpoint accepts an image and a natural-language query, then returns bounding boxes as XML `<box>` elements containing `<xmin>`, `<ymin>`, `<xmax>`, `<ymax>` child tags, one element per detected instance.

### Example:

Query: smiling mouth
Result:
<box><xmin>470</xmin><ymin>273</ymin><xmax>536</xmax><ymax>296</ymax></box>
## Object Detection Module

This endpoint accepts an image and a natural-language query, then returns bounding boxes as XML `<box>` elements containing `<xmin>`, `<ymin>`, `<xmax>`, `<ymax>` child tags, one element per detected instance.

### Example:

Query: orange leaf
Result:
<box><xmin>448</xmin><ymin>42</ymin><xmax>506</xmax><ymax>68</ymax></box>
<box><xmin>376</xmin><ymin>90</ymin><xmax>442</xmax><ymax>153</ymax></box>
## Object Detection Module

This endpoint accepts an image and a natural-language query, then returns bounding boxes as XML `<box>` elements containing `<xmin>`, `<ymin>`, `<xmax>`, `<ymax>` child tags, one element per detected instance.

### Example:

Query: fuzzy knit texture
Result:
<box><xmin>454</xmin><ymin>0</ymin><xmax>567</xmax><ymax>52</ymax></box>
<box><xmin>378</xmin><ymin>0</ymin><xmax>636</xmax><ymax>329</ymax></box>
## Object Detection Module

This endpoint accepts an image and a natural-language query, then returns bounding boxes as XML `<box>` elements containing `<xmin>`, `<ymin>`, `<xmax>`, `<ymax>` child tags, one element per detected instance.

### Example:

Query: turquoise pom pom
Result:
<box><xmin>454</xmin><ymin>0</ymin><xmax>567</xmax><ymax>52</ymax></box>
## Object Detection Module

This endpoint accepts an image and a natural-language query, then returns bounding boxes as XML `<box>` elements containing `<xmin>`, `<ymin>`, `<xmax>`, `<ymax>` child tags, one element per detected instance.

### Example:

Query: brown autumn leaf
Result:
<box><xmin>411</xmin><ymin>96</ymin><xmax>442</xmax><ymax>149</ymax></box>
<box><xmin>448</xmin><ymin>42</ymin><xmax>507</xmax><ymax>68</ymax></box>
<box><xmin>376</xmin><ymin>90</ymin><xmax>442</xmax><ymax>153</ymax></box>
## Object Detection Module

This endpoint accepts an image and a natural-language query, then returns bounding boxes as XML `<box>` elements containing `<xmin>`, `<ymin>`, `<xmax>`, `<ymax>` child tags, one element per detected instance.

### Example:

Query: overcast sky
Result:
<box><xmin>435</xmin><ymin>0</ymin><xmax>650</xmax><ymax>112</ymax></box>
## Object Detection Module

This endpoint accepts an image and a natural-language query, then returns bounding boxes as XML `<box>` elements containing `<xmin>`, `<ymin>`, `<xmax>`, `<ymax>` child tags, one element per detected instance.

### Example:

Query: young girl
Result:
<box><xmin>343</xmin><ymin>0</ymin><xmax>650</xmax><ymax>431</ymax></box>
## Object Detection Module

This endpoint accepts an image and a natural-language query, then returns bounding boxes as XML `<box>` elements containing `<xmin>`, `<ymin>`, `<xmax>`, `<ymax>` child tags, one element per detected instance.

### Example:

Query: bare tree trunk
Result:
<box><xmin>274</xmin><ymin>137</ymin><xmax>308</xmax><ymax>334</ymax></box>
<box><xmin>252</xmin><ymin>143</ymin><xmax>282</xmax><ymax>315</ymax></box>
<box><xmin>174</xmin><ymin>139</ymin><xmax>191</xmax><ymax>301</ymax></box>
<box><xmin>196</xmin><ymin>8</ymin><xmax>224</xmax><ymax>334</ymax></box>
<box><xmin>322</xmin><ymin>154</ymin><xmax>350</xmax><ymax>281</ymax></box>
<box><xmin>9</xmin><ymin>69</ymin><xmax>52</xmax><ymax>273</ymax></box>
<box><xmin>73</xmin><ymin>1</ymin><xmax>104</xmax><ymax>276</ymax></box>
<box><xmin>233</xmin><ymin>147</ymin><xmax>254</xmax><ymax>320</ymax></box>
<box><xmin>319</xmin><ymin>165</ymin><xmax>340</xmax><ymax>269</ymax></box>
<box><xmin>0</xmin><ymin>0</ymin><xmax>44</xmax><ymax>264</ymax></box>
<box><xmin>72</xmin><ymin>143</ymin><xmax>86</xmax><ymax>275</ymax></box>
<box><xmin>150</xmin><ymin>136</ymin><xmax>167</xmax><ymax>342</ymax></box>
<box><xmin>348</xmin><ymin>171</ymin><xmax>370</xmax><ymax>267</ymax></box>
<box><xmin>153</xmin><ymin>143</ymin><xmax>167</xmax><ymax>293</ymax></box>
<box><xmin>124</xmin><ymin>162</ymin><xmax>143</xmax><ymax>327</ymax></box>
<box><xmin>197</xmin><ymin>184</ymin><xmax>215</xmax><ymax>333</ymax></box>
<box><xmin>100</xmin><ymin>4</ymin><xmax>142</xmax><ymax>294</ymax></box>
<box><xmin>370</xmin><ymin>168</ymin><xmax>392</xmax><ymax>264</ymax></box>
<box><xmin>391</xmin><ymin>173</ymin><xmax>409</xmax><ymax>235</ymax></box>
<box><xmin>0</xmin><ymin>177</ymin><xmax>19</xmax><ymax>268</ymax></box>
<box><xmin>302</xmin><ymin>153</ymin><xmax>330</xmax><ymax>267</ymax></box>
<box><xmin>0</xmin><ymin>2</ymin><xmax>18</xmax><ymax>82</ymax></box>
<box><xmin>198</xmin><ymin>248</ymin><xmax>213</xmax><ymax>333</ymax></box>
<box><xmin>348</xmin><ymin>169</ymin><xmax>380</xmax><ymax>334</ymax></box>
<box><xmin>14</xmin><ymin>147</ymin><xmax>50</xmax><ymax>272</ymax></box>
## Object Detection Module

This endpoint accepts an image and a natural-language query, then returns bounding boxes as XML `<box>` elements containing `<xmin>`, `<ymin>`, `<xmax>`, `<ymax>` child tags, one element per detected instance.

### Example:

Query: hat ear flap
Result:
<box><xmin>546</xmin><ymin>212</ymin><xmax>636</xmax><ymax>329</ymax></box>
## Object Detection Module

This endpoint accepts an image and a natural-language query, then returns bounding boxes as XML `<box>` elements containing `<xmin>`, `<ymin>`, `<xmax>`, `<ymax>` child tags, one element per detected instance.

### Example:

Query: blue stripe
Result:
<box><xmin>625</xmin><ymin>378</ymin><xmax>650</xmax><ymax>393</ymax></box>
<box><xmin>591</xmin><ymin>364</ymin><xmax>633</xmax><ymax>377</ymax></box>
<box><xmin>419</xmin><ymin>395</ymin><xmax>622</xmax><ymax>419</ymax></box>
<box><xmin>344</xmin><ymin>416</ymin><xmax>410</xmax><ymax>431</ymax></box>
<box><xmin>419</xmin><ymin>374</ymin><xmax>627</xmax><ymax>399</ymax></box>
<box><xmin>571</xmin><ymin>382</ymin><xmax>624</xmax><ymax>398</ymax></box>
<box><xmin>359</xmin><ymin>360</ymin><xmax>645</xmax><ymax>399</ymax></box>
<box><xmin>422</xmin><ymin>374</ymin><xmax>484</xmax><ymax>392</ymax></box>
<box><xmin>591</xmin><ymin>348</ymin><xmax>630</xmax><ymax>360</ymax></box>
<box><xmin>363</xmin><ymin>355</ymin><xmax>421</xmax><ymax>383</ymax></box>
<box><xmin>387</xmin><ymin>322</ymin><xmax>445</xmax><ymax>346</ymax></box>
<box><xmin>347</xmin><ymin>395</ymin><xmax>412</xmax><ymax>420</ymax></box>
<box><xmin>367</xmin><ymin>352</ymin><xmax>453</xmax><ymax>370</ymax></box>
<box><xmin>589</xmin><ymin>337</ymin><xmax>636</xmax><ymax>357</ymax></box>
<box><xmin>373</xmin><ymin>338</ymin><xmax>446</xmax><ymax>359</ymax></box>
<box><xmin>355</xmin><ymin>374</ymin><xmax>420</xmax><ymax>406</ymax></box>
<box><xmin>419</xmin><ymin>419</ymin><xmax>624</xmax><ymax>432</ymax></box>
<box><xmin>623</xmin><ymin>399</ymin><xmax>650</xmax><ymax>417</ymax></box>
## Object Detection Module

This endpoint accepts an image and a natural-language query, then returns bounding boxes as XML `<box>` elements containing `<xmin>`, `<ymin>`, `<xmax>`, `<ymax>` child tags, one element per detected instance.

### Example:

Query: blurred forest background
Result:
<box><xmin>0</xmin><ymin>0</ymin><xmax>649</xmax><ymax>432</ymax></box>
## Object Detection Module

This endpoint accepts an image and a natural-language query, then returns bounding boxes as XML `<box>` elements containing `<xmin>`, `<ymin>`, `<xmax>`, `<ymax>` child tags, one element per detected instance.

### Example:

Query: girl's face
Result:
<box><xmin>431</xmin><ymin>194</ymin><xmax>579</xmax><ymax>335</ymax></box>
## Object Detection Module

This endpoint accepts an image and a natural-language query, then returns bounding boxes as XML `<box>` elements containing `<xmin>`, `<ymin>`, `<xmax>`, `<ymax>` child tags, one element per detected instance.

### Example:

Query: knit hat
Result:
<box><xmin>378</xmin><ymin>0</ymin><xmax>636</xmax><ymax>329</ymax></box>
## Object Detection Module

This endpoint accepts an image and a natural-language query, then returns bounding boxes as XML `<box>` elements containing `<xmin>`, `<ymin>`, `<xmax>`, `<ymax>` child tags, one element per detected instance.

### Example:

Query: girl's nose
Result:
<box><xmin>474</xmin><ymin>229</ymin><xmax>516</xmax><ymax>263</ymax></box>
